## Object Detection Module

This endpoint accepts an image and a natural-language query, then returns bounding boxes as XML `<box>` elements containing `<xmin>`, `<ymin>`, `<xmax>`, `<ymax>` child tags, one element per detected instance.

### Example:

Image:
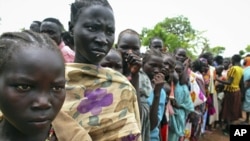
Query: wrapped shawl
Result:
<box><xmin>52</xmin><ymin>111</ymin><xmax>92</xmax><ymax>141</ymax></box>
<box><xmin>62</xmin><ymin>63</ymin><xmax>141</xmax><ymax>141</ymax></box>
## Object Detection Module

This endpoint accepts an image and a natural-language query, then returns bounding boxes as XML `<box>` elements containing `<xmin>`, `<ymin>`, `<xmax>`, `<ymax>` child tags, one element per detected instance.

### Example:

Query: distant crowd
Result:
<box><xmin>0</xmin><ymin>0</ymin><xmax>250</xmax><ymax>141</ymax></box>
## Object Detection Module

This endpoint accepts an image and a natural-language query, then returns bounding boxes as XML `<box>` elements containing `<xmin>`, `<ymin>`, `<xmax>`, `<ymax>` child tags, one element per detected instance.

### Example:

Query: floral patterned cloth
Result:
<box><xmin>52</xmin><ymin>111</ymin><xmax>92</xmax><ymax>141</ymax></box>
<box><xmin>62</xmin><ymin>63</ymin><xmax>141</xmax><ymax>141</ymax></box>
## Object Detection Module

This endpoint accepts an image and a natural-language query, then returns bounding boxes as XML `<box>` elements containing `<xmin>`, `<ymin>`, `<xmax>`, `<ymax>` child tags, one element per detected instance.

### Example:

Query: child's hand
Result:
<box><xmin>170</xmin><ymin>99</ymin><xmax>181</xmax><ymax>108</ymax></box>
<box><xmin>152</xmin><ymin>73</ymin><xmax>165</xmax><ymax>93</ymax></box>
<box><xmin>125</xmin><ymin>51</ymin><xmax>142</xmax><ymax>74</ymax></box>
<box><xmin>183</xmin><ymin>58</ymin><xmax>191</xmax><ymax>68</ymax></box>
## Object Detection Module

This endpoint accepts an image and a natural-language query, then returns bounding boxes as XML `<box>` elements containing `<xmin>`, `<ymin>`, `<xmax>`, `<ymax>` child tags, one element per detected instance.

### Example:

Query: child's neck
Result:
<box><xmin>0</xmin><ymin>118</ymin><xmax>50</xmax><ymax>141</ymax></box>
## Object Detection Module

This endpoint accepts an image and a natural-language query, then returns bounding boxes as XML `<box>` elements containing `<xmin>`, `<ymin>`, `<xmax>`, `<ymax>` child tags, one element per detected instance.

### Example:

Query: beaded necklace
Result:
<box><xmin>45</xmin><ymin>126</ymin><xmax>55</xmax><ymax>141</ymax></box>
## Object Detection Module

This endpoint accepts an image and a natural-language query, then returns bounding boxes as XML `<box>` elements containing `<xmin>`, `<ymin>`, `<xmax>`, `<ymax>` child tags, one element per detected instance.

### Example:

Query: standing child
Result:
<box><xmin>161</xmin><ymin>52</ymin><xmax>178</xmax><ymax>141</ymax></box>
<box><xmin>116</xmin><ymin>29</ymin><xmax>150</xmax><ymax>141</ymax></box>
<box><xmin>142</xmin><ymin>49</ymin><xmax>167</xmax><ymax>141</ymax></box>
<box><xmin>216</xmin><ymin>54</ymin><xmax>243</xmax><ymax>135</ymax></box>
<box><xmin>62</xmin><ymin>0</ymin><xmax>142</xmax><ymax>140</ymax></box>
<box><xmin>40</xmin><ymin>17</ymin><xmax>75</xmax><ymax>63</ymax></box>
<box><xmin>215</xmin><ymin>65</ymin><xmax>226</xmax><ymax>127</ymax></box>
<box><xmin>0</xmin><ymin>30</ymin><xmax>91</xmax><ymax>141</ymax></box>
<box><xmin>168</xmin><ymin>61</ymin><xmax>194</xmax><ymax>141</ymax></box>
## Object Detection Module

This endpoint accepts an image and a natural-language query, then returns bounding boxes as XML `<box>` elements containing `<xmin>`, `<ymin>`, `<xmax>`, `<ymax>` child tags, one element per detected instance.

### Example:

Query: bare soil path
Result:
<box><xmin>199</xmin><ymin>112</ymin><xmax>248</xmax><ymax>141</ymax></box>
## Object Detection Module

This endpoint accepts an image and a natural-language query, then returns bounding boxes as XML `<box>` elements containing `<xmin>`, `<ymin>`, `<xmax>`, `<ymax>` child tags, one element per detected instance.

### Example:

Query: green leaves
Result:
<box><xmin>140</xmin><ymin>15</ymin><xmax>197</xmax><ymax>58</ymax></box>
<box><xmin>140</xmin><ymin>15</ymin><xmax>229</xmax><ymax>59</ymax></box>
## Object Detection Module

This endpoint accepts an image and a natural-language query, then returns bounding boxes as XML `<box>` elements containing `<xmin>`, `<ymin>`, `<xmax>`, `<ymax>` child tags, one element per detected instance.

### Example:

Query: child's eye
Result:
<box><xmin>106</xmin><ymin>29</ymin><xmax>114</xmax><ymax>36</ymax></box>
<box><xmin>51</xmin><ymin>86</ymin><xmax>65</xmax><ymax>92</ymax></box>
<box><xmin>16</xmin><ymin>85</ymin><xmax>31</xmax><ymax>91</ymax></box>
<box><xmin>87</xmin><ymin>26</ymin><xmax>97</xmax><ymax>32</ymax></box>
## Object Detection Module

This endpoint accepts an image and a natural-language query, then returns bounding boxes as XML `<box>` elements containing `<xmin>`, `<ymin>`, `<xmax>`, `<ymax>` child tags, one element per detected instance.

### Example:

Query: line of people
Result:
<box><xmin>0</xmin><ymin>0</ymin><xmax>249</xmax><ymax>141</ymax></box>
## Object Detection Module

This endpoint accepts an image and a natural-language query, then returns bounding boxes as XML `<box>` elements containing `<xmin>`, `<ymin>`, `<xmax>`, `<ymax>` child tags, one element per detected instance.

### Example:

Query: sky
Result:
<box><xmin>0</xmin><ymin>0</ymin><xmax>250</xmax><ymax>57</ymax></box>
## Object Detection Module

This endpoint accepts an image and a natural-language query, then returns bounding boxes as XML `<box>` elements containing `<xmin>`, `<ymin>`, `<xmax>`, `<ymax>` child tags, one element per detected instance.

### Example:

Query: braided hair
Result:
<box><xmin>0</xmin><ymin>30</ymin><xmax>63</xmax><ymax>73</ymax></box>
<box><xmin>70</xmin><ymin>0</ymin><xmax>113</xmax><ymax>26</ymax></box>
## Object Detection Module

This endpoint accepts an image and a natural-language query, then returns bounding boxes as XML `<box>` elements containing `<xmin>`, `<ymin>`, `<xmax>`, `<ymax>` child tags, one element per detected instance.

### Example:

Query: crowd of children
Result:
<box><xmin>0</xmin><ymin>0</ymin><xmax>250</xmax><ymax>141</ymax></box>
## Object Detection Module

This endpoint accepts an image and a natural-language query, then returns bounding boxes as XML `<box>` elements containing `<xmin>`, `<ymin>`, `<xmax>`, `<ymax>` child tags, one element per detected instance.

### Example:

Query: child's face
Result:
<box><xmin>175</xmin><ymin>64</ymin><xmax>184</xmax><ymax>78</ymax></box>
<box><xmin>73</xmin><ymin>5</ymin><xmax>115</xmax><ymax>64</ymax></box>
<box><xmin>100</xmin><ymin>50</ymin><xmax>123</xmax><ymax>73</ymax></box>
<box><xmin>201</xmin><ymin>62</ymin><xmax>209</xmax><ymax>73</ymax></box>
<box><xmin>150</xmin><ymin>39</ymin><xmax>164</xmax><ymax>52</ymax></box>
<box><xmin>215</xmin><ymin>66</ymin><xmax>223</xmax><ymax>75</ymax></box>
<box><xmin>40</xmin><ymin>21</ymin><xmax>62</xmax><ymax>45</ymax></box>
<box><xmin>30</xmin><ymin>22</ymin><xmax>40</xmax><ymax>33</ymax></box>
<box><xmin>223</xmin><ymin>60</ymin><xmax>230</xmax><ymax>69</ymax></box>
<box><xmin>143</xmin><ymin>55</ymin><xmax>163</xmax><ymax>80</ymax></box>
<box><xmin>163</xmin><ymin>55</ymin><xmax>175</xmax><ymax>77</ymax></box>
<box><xmin>175</xmin><ymin>49</ymin><xmax>187</xmax><ymax>63</ymax></box>
<box><xmin>116</xmin><ymin>33</ymin><xmax>141</xmax><ymax>57</ymax></box>
<box><xmin>0</xmin><ymin>47</ymin><xmax>65</xmax><ymax>134</ymax></box>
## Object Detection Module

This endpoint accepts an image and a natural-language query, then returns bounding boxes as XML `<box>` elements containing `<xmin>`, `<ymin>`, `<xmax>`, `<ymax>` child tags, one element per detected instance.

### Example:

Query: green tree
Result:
<box><xmin>202</xmin><ymin>46</ymin><xmax>225</xmax><ymax>56</ymax></box>
<box><xmin>239</xmin><ymin>50</ymin><xmax>245</xmax><ymax>56</ymax></box>
<box><xmin>245</xmin><ymin>45</ymin><xmax>250</xmax><ymax>52</ymax></box>
<box><xmin>140</xmin><ymin>15</ymin><xmax>208</xmax><ymax>59</ymax></box>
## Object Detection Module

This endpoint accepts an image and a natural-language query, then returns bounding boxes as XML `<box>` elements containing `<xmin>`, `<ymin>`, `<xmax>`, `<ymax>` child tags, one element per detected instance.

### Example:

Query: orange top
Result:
<box><xmin>244</xmin><ymin>56</ymin><xmax>250</xmax><ymax>67</ymax></box>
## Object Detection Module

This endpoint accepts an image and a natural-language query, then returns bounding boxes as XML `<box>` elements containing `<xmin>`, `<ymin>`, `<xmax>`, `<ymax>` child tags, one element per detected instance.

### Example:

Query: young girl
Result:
<box><xmin>168</xmin><ymin>61</ymin><xmax>194</xmax><ymax>141</ymax></box>
<box><xmin>0</xmin><ymin>30</ymin><xmax>91</xmax><ymax>141</ymax></box>
<box><xmin>99</xmin><ymin>48</ymin><xmax>123</xmax><ymax>73</ymax></box>
<box><xmin>215</xmin><ymin>65</ymin><xmax>225</xmax><ymax>127</ymax></box>
<box><xmin>62</xmin><ymin>0</ymin><xmax>141</xmax><ymax>140</ymax></box>
<box><xmin>160</xmin><ymin>53</ymin><xmax>177</xmax><ymax>141</ymax></box>
<box><xmin>142</xmin><ymin>49</ymin><xmax>167</xmax><ymax>141</ymax></box>
<box><xmin>189</xmin><ymin>59</ymin><xmax>208</xmax><ymax>141</ymax></box>
<box><xmin>115</xmin><ymin>29</ymin><xmax>150</xmax><ymax>141</ymax></box>
<box><xmin>216</xmin><ymin>54</ymin><xmax>243</xmax><ymax>135</ymax></box>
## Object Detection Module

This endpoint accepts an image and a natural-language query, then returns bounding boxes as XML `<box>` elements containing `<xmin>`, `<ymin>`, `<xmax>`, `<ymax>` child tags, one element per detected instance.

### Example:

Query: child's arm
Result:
<box><xmin>126</xmin><ymin>52</ymin><xmax>142</xmax><ymax>117</ymax></box>
<box><xmin>150</xmin><ymin>73</ymin><xmax>165</xmax><ymax>130</ymax></box>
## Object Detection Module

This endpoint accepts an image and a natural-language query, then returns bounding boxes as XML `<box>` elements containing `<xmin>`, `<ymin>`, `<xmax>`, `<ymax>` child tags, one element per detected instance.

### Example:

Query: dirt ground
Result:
<box><xmin>199</xmin><ymin>112</ymin><xmax>248</xmax><ymax>141</ymax></box>
<box><xmin>199</xmin><ymin>128</ymin><xmax>229</xmax><ymax>141</ymax></box>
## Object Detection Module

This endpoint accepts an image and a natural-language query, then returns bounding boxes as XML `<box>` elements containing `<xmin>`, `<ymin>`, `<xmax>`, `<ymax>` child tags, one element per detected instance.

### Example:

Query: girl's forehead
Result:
<box><xmin>11</xmin><ymin>47</ymin><xmax>62</xmax><ymax>64</ymax></box>
<box><xmin>120</xmin><ymin>33</ymin><xmax>140</xmax><ymax>42</ymax></box>
<box><xmin>41</xmin><ymin>21</ymin><xmax>60</xmax><ymax>31</ymax></box>
<box><xmin>78</xmin><ymin>5</ymin><xmax>114</xmax><ymax>20</ymax></box>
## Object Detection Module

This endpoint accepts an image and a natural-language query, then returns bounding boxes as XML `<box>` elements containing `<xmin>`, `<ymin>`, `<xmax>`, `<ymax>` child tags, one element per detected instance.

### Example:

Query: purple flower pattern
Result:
<box><xmin>199</xmin><ymin>90</ymin><xmax>205</xmax><ymax>101</ymax></box>
<box><xmin>121</xmin><ymin>133</ymin><xmax>140</xmax><ymax>141</ymax></box>
<box><xmin>77</xmin><ymin>88</ymin><xmax>113</xmax><ymax>116</ymax></box>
